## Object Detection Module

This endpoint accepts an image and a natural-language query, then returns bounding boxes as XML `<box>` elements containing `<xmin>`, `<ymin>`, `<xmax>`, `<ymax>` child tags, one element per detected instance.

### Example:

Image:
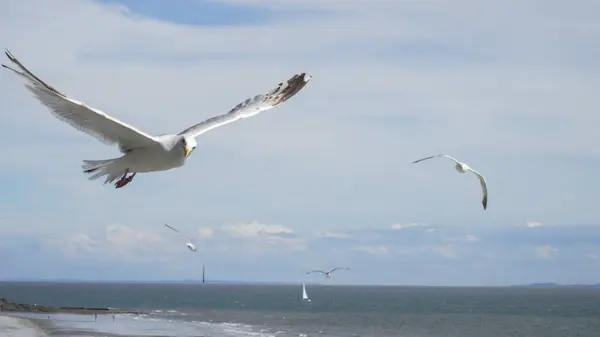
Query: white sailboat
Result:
<box><xmin>301</xmin><ymin>282</ymin><xmax>311</xmax><ymax>302</ymax></box>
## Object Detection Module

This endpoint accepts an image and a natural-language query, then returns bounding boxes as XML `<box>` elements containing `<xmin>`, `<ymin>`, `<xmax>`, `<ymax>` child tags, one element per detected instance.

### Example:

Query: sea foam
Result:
<box><xmin>0</xmin><ymin>315</ymin><xmax>47</xmax><ymax>337</ymax></box>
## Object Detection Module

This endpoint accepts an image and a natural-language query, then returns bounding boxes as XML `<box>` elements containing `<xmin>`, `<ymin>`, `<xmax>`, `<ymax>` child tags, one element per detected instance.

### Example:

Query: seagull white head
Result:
<box><xmin>181</xmin><ymin>136</ymin><xmax>198</xmax><ymax>159</ymax></box>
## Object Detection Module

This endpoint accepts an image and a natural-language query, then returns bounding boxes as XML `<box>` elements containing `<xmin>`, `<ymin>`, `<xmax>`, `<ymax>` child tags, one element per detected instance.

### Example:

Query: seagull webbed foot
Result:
<box><xmin>114</xmin><ymin>172</ymin><xmax>136</xmax><ymax>189</ymax></box>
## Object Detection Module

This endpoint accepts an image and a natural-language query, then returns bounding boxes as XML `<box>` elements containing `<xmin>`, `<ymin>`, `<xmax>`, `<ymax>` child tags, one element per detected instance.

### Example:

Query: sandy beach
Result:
<box><xmin>0</xmin><ymin>298</ymin><xmax>146</xmax><ymax>336</ymax></box>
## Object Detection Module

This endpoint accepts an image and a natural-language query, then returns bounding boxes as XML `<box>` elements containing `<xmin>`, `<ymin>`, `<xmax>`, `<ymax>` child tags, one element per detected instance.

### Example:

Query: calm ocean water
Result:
<box><xmin>1</xmin><ymin>282</ymin><xmax>600</xmax><ymax>336</ymax></box>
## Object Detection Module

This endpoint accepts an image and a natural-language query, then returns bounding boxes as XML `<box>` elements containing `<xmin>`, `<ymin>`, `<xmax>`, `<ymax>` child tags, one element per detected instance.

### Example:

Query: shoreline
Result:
<box><xmin>0</xmin><ymin>314</ymin><xmax>50</xmax><ymax>337</ymax></box>
<box><xmin>0</xmin><ymin>298</ymin><xmax>142</xmax><ymax>315</ymax></box>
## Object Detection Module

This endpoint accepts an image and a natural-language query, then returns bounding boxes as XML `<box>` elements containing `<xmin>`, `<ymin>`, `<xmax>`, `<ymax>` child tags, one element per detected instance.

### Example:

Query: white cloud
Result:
<box><xmin>105</xmin><ymin>224</ymin><xmax>164</xmax><ymax>246</ymax></box>
<box><xmin>526</xmin><ymin>221</ymin><xmax>542</xmax><ymax>228</ymax></box>
<box><xmin>68</xmin><ymin>233</ymin><xmax>97</xmax><ymax>253</ymax></box>
<box><xmin>48</xmin><ymin>233</ymin><xmax>98</xmax><ymax>258</ymax></box>
<box><xmin>218</xmin><ymin>221</ymin><xmax>306</xmax><ymax>254</ymax></box>
<box><xmin>391</xmin><ymin>223</ymin><xmax>420</xmax><ymax>230</ymax></box>
<box><xmin>220</xmin><ymin>221</ymin><xmax>293</xmax><ymax>238</ymax></box>
<box><xmin>197</xmin><ymin>228</ymin><xmax>214</xmax><ymax>239</ymax></box>
<box><xmin>317</xmin><ymin>231</ymin><xmax>353</xmax><ymax>239</ymax></box>
<box><xmin>44</xmin><ymin>224</ymin><xmax>177</xmax><ymax>262</ymax></box>
<box><xmin>14</xmin><ymin>223</ymin><xmax>600</xmax><ymax>284</ymax></box>
<box><xmin>533</xmin><ymin>245</ymin><xmax>557</xmax><ymax>259</ymax></box>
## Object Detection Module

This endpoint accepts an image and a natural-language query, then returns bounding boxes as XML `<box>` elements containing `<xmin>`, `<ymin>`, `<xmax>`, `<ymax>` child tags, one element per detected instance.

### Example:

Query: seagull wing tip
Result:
<box><xmin>4</xmin><ymin>49</ymin><xmax>15</xmax><ymax>61</ymax></box>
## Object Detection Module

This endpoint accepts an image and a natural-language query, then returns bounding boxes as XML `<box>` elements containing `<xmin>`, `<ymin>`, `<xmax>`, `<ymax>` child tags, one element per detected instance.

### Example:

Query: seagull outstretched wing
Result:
<box><xmin>2</xmin><ymin>49</ymin><xmax>159</xmax><ymax>153</ymax></box>
<box><xmin>305</xmin><ymin>270</ymin><xmax>326</xmax><ymax>275</ymax></box>
<box><xmin>329</xmin><ymin>267</ymin><xmax>350</xmax><ymax>274</ymax></box>
<box><xmin>164</xmin><ymin>224</ymin><xmax>181</xmax><ymax>233</ymax></box>
<box><xmin>178</xmin><ymin>73</ymin><xmax>311</xmax><ymax>139</ymax></box>
<box><xmin>468</xmin><ymin>168</ymin><xmax>488</xmax><ymax>210</ymax></box>
<box><xmin>412</xmin><ymin>154</ymin><xmax>460</xmax><ymax>165</ymax></box>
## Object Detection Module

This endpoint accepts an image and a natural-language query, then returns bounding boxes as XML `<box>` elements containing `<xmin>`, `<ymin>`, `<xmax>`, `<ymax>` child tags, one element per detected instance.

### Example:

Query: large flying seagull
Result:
<box><xmin>2</xmin><ymin>50</ymin><xmax>311</xmax><ymax>188</ymax></box>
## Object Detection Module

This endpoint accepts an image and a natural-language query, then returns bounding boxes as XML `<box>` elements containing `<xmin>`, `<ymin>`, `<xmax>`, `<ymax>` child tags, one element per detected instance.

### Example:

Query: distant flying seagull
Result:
<box><xmin>412</xmin><ymin>154</ymin><xmax>488</xmax><ymax>210</ymax></box>
<box><xmin>164</xmin><ymin>224</ymin><xmax>197</xmax><ymax>252</ymax></box>
<box><xmin>2</xmin><ymin>49</ymin><xmax>312</xmax><ymax>189</ymax></box>
<box><xmin>305</xmin><ymin>267</ymin><xmax>350</xmax><ymax>279</ymax></box>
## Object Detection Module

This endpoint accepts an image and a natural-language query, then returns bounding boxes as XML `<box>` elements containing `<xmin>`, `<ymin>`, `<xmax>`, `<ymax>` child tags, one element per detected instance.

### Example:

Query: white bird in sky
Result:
<box><xmin>412</xmin><ymin>154</ymin><xmax>488</xmax><ymax>210</ymax></box>
<box><xmin>164</xmin><ymin>223</ymin><xmax>197</xmax><ymax>252</ymax></box>
<box><xmin>305</xmin><ymin>267</ymin><xmax>350</xmax><ymax>279</ymax></box>
<box><xmin>2</xmin><ymin>49</ymin><xmax>312</xmax><ymax>189</ymax></box>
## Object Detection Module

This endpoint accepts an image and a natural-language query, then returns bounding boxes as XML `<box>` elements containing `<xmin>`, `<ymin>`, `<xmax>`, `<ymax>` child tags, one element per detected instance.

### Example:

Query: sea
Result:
<box><xmin>1</xmin><ymin>282</ymin><xmax>600</xmax><ymax>337</ymax></box>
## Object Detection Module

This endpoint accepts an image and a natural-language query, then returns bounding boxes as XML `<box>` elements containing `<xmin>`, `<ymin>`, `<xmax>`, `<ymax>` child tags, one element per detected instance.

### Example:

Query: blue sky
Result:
<box><xmin>1</xmin><ymin>0</ymin><xmax>600</xmax><ymax>286</ymax></box>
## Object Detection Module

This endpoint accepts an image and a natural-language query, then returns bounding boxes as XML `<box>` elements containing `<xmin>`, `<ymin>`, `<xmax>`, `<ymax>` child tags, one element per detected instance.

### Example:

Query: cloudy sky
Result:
<box><xmin>1</xmin><ymin>0</ymin><xmax>599</xmax><ymax>286</ymax></box>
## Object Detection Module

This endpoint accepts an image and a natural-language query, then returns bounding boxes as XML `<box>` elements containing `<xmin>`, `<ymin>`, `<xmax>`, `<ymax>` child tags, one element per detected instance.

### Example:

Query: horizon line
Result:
<box><xmin>0</xmin><ymin>279</ymin><xmax>599</xmax><ymax>288</ymax></box>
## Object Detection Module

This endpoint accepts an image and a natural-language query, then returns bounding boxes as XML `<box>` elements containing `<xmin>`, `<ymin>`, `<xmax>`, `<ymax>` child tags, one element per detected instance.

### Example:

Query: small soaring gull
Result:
<box><xmin>164</xmin><ymin>223</ymin><xmax>197</xmax><ymax>252</ymax></box>
<box><xmin>412</xmin><ymin>154</ymin><xmax>488</xmax><ymax>210</ymax></box>
<box><xmin>305</xmin><ymin>267</ymin><xmax>350</xmax><ymax>279</ymax></box>
<box><xmin>2</xmin><ymin>50</ymin><xmax>312</xmax><ymax>188</ymax></box>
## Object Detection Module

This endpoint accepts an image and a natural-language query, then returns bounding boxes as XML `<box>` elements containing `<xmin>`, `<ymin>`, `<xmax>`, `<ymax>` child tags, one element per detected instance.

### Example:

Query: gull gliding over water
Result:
<box><xmin>164</xmin><ymin>224</ymin><xmax>197</xmax><ymax>252</ymax></box>
<box><xmin>306</xmin><ymin>267</ymin><xmax>350</xmax><ymax>279</ymax></box>
<box><xmin>1</xmin><ymin>50</ymin><xmax>312</xmax><ymax>188</ymax></box>
<box><xmin>412</xmin><ymin>154</ymin><xmax>488</xmax><ymax>210</ymax></box>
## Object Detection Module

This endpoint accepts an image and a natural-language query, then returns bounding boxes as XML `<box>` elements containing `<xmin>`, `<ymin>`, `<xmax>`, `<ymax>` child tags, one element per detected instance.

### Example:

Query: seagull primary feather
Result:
<box><xmin>164</xmin><ymin>223</ymin><xmax>197</xmax><ymax>252</ymax></box>
<box><xmin>2</xmin><ymin>49</ymin><xmax>312</xmax><ymax>188</ymax></box>
<box><xmin>305</xmin><ymin>267</ymin><xmax>350</xmax><ymax>279</ymax></box>
<box><xmin>412</xmin><ymin>154</ymin><xmax>488</xmax><ymax>210</ymax></box>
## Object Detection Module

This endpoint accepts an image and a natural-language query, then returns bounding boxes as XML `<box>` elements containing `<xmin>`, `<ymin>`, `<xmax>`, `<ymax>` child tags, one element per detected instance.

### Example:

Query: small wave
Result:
<box><xmin>218</xmin><ymin>321</ymin><xmax>277</xmax><ymax>337</ymax></box>
<box><xmin>222</xmin><ymin>322</ymin><xmax>244</xmax><ymax>327</ymax></box>
<box><xmin>41</xmin><ymin>311</ymin><xmax>281</xmax><ymax>337</ymax></box>
<box><xmin>0</xmin><ymin>315</ymin><xmax>47</xmax><ymax>337</ymax></box>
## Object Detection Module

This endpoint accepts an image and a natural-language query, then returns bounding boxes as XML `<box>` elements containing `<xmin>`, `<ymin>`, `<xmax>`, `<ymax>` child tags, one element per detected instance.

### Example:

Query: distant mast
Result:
<box><xmin>202</xmin><ymin>265</ymin><xmax>205</xmax><ymax>284</ymax></box>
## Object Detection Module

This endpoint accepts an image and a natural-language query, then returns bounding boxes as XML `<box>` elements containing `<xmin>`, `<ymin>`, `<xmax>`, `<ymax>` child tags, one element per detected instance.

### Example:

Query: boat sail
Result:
<box><xmin>301</xmin><ymin>282</ymin><xmax>311</xmax><ymax>302</ymax></box>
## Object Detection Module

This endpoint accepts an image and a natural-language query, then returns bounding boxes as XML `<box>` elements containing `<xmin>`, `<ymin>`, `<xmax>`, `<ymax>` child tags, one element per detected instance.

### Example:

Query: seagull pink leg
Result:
<box><xmin>115</xmin><ymin>171</ymin><xmax>136</xmax><ymax>189</ymax></box>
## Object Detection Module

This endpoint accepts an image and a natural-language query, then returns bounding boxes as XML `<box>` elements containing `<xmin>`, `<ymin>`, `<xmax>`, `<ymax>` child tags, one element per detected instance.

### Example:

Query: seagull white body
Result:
<box><xmin>165</xmin><ymin>224</ymin><xmax>197</xmax><ymax>253</ymax></box>
<box><xmin>305</xmin><ymin>267</ymin><xmax>350</xmax><ymax>279</ymax></box>
<box><xmin>185</xmin><ymin>241</ymin><xmax>198</xmax><ymax>252</ymax></box>
<box><xmin>2</xmin><ymin>50</ymin><xmax>312</xmax><ymax>187</ymax></box>
<box><xmin>412</xmin><ymin>154</ymin><xmax>488</xmax><ymax>210</ymax></box>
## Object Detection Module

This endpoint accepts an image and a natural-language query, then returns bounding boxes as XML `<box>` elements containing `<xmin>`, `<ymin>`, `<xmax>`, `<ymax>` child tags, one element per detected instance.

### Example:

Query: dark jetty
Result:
<box><xmin>0</xmin><ymin>298</ymin><xmax>142</xmax><ymax>315</ymax></box>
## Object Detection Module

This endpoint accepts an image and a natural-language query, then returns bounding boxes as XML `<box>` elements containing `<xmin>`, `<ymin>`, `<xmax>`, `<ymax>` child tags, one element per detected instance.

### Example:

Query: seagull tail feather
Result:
<box><xmin>82</xmin><ymin>158</ymin><xmax>125</xmax><ymax>184</ymax></box>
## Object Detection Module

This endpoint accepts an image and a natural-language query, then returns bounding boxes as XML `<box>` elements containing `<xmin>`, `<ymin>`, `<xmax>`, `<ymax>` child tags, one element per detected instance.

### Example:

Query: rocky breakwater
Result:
<box><xmin>0</xmin><ymin>298</ymin><xmax>142</xmax><ymax>315</ymax></box>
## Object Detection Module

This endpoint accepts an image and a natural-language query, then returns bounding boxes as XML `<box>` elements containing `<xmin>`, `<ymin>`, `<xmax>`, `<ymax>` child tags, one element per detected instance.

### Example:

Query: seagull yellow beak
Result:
<box><xmin>184</xmin><ymin>147</ymin><xmax>192</xmax><ymax>158</ymax></box>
